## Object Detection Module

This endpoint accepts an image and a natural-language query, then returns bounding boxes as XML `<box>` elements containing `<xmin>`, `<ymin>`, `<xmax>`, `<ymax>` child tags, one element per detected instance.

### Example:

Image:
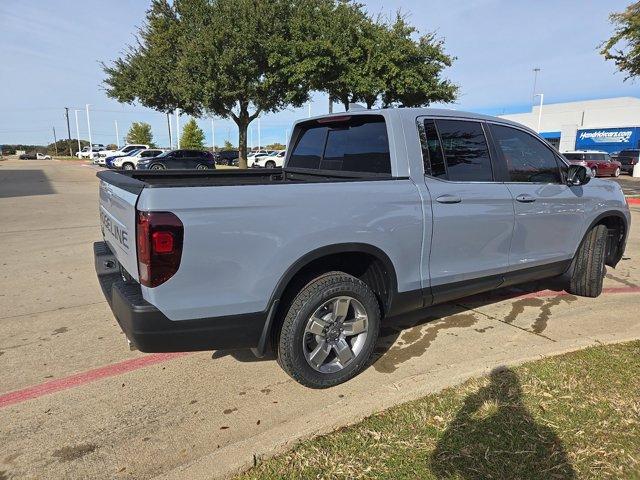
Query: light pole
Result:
<box><xmin>532</xmin><ymin>67</ymin><xmax>541</xmax><ymax>105</ymax></box>
<box><xmin>74</xmin><ymin>109</ymin><xmax>81</xmax><ymax>154</ymax></box>
<box><xmin>257</xmin><ymin>117</ymin><xmax>261</xmax><ymax>150</ymax></box>
<box><xmin>210</xmin><ymin>118</ymin><xmax>215</xmax><ymax>152</ymax></box>
<box><xmin>534</xmin><ymin>93</ymin><xmax>544</xmax><ymax>133</ymax></box>
<box><xmin>114</xmin><ymin>120</ymin><xmax>120</xmax><ymax>148</ymax></box>
<box><xmin>85</xmin><ymin>104</ymin><xmax>93</xmax><ymax>157</ymax></box>
<box><xmin>175</xmin><ymin>108</ymin><xmax>181</xmax><ymax>148</ymax></box>
<box><xmin>308</xmin><ymin>102</ymin><xmax>311</xmax><ymax>118</ymax></box>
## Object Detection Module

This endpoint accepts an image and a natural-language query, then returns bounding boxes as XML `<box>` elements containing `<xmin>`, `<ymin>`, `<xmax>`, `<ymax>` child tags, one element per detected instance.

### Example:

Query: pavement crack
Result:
<box><xmin>456</xmin><ymin>303</ymin><xmax>557</xmax><ymax>343</ymax></box>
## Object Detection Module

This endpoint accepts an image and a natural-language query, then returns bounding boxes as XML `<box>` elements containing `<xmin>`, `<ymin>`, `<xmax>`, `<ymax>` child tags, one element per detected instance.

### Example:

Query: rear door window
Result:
<box><xmin>288</xmin><ymin>115</ymin><xmax>391</xmax><ymax>174</ymax></box>
<box><xmin>490</xmin><ymin>124</ymin><xmax>562</xmax><ymax>183</ymax></box>
<box><xmin>435</xmin><ymin>120</ymin><xmax>493</xmax><ymax>181</ymax></box>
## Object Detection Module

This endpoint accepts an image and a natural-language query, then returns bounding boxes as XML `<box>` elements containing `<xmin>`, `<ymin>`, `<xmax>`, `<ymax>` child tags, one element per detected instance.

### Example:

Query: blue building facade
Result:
<box><xmin>574</xmin><ymin>127</ymin><xmax>640</xmax><ymax>153</ymax></box>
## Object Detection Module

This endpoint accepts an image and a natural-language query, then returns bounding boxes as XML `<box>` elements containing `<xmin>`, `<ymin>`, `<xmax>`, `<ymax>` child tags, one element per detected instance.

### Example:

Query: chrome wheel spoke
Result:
<box><xmin>332</xmin><ymin>297</ymin><xmax>351</xmax><ymax>322</ymax></box>
<box><xmin>308</xmin><ymin>340</ymin><xmax>331</xmax><ymax>368</ymax></box>
<box><xmin>342</xmin><ymin>316</ymin><xmax>367</xmax><ymax>336</ymax></box>
<box><xmin>333</xmin><ymin>338</ymin><xmax>355</xmax><ymax>366</ymax></box>
<box><xmin>306</xmin><ymin>316</ymin><xmax>329</xmax><ymax>336</ymax></box>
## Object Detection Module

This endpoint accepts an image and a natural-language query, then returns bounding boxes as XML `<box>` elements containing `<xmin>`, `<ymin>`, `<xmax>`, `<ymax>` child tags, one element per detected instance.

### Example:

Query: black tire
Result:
<box><xmin>265</xmin><ymin>160</ymin><xmax>276</xmax><ymax>169</ymax></box>
<box><xmin>277</xmin><ymin>271</ymin><xmax>380</xmax><ymax>388</ymax></box>
<box><xmin>150</xmin><ymin>163</ymin><xmax>165</xmax><ymax>170</ymax></box>
<box><xmin>613</xmin><ymin>167</ymin><xmax>620</xmax><ymax>177</ymax></box>
<box><xmin>195</xmin><ymin>163</ymin><xmax>209</xmax><ymax>170</ymax></box>
<box><xmin>591</xmin><ymin>167</ymin><xmax>597</xmax><ymax>177</ymax></box>
<box><xmin>567</xmin><ymin>224</ymin><xmax>608</xmax><ymax>297</ymax></box>
<box><xmin>123</xmin><ymin>162</ymin><xmax>134</xmax><ymax>170</ymax></box>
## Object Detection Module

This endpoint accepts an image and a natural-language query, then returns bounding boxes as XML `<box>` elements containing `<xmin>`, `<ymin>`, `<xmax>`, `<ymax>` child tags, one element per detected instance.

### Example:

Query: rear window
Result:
<box><xmin>563</xmin><ymin>153</ymin><xmax>583</xmax><ymax>160</ymax></box>
<box><xmin>288</xmin><ymin>115</ymin><xmax>391</xmax><ymax>175</ymax></box>
<box><xmin>435</xmin><ymin>120</ymin><xmax>493</xmax><ymax>181</ymax></box>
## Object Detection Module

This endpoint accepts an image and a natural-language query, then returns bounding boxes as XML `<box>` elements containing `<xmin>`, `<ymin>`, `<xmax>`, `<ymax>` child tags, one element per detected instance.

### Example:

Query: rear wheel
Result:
<box><xmin>195</xmin><ymin>163</ymin><xmax>209</xmax><ymax>170</ymax></box>
<box><xmin>265</xmin><ymin>160</ymin><xmax>276</xmax><ymax>169</ymax></box>
<box><xmin>591</xmin><ymin>167</ymin><xmax>598</xmax><ymax>177</ymax></box>
<box><xmin>122</xmin><ymin>163</ymin><xmax>134</xmax><ymax>170</ymax></box>
<box><xmin>277</xmin><ymin>272</ymin><xmax>380</xmax><ymax>388</ymax></box>
<box><xmin>150</xmin><ymin>163</ymin><xmax>165</xmax><ymax>170</ymax></box>
<box><xmin>613</xmin><ymin>167</ymin><xmax>620</xmax><ymax>177</ymax></box>
<box><xmin>567</xmin><ymin>224</ymin><xmax>608</xmax><ymax>297</ymax></box>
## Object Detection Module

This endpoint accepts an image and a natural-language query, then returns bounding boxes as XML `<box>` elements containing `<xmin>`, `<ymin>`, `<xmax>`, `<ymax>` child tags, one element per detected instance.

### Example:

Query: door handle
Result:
<box><xmin>435</xmin><ymin>194</ymin><xmax>462</xmax><ymax>204</ymax></box>
<box><xmin>515</xmin><ymin>194</ymin><xmax>536</xmax><ymax>203</ymax></box>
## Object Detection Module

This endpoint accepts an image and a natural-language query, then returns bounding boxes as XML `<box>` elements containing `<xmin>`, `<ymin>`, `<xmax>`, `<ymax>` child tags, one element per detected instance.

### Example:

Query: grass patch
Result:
<box><xmin>238</xmin><ymin>341</ymin><xmax>640</xmax><ymax>479</ymax></box>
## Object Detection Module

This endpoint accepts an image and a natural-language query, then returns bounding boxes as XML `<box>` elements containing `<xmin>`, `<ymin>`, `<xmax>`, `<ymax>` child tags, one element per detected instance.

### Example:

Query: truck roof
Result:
<box><xmin>297</xmin><ymin>107</ymin><xmax>536</xmax><ymax>135</ymax></box>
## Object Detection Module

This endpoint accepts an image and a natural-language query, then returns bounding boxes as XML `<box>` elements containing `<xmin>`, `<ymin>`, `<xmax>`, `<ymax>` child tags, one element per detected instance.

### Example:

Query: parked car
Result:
<box><xmin>214</xmin><ymin>150</ymin><xmax>239</xmax><ymax>166</ymax></box>
<box><xmin>252</xmin><ymin>150</ymin><xmax>286</xmax><ymax>168</ymax></box>
<box><xmin>246</xmin><ymin>152</ymin><xmax>270</xmax><ymax>167</ymax></box>
<box><xmin>98</xmin><ymin>144</ymin><xmax>149</xmax><ymax>158</ymax></box>
<box><xmin>109</xmin><ymin>149</ymin><xmax>165</xmax><ymax>170</ymax></box>
<box><xmin>562</xmin><ymin>150</ymin><xmax>622</xmax><ymax>177</ymax></box>
<box><xmin>19</xmin><ymin>152</ymin><xmax>51</xmax><ymax>160</ymax></box>
<box><xmin>136</xmin><ymin>149</ymin><xmax>216</xmax><ymax>170</ymax></box>
<box><xmin>615</xmin><ymin>149</ymin><xmax>640</xmax><ymax>175</ymax></box>
<box><xmin>95</xmin><ymin>108</ymin><xmax>630</xmax><ymax>388</ymax></box>
<box><xmin>105</xmin><ymin>149</ymin><xmax>143</xmax><ymax>169</ymax></box>
<box><xmin>77</xmin><ymin>146</ymin><xmax>105</xmax><ymax>159</ymax></box>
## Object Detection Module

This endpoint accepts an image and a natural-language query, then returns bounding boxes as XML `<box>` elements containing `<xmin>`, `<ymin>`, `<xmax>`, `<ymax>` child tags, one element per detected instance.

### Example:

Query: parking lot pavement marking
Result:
<box><xmin>0</xmin><ymin>352</ymin><xmax>189</xmax><ymax>409</ymax></box>
<box><xmin>0</xmin><ymin>286</ymin><xmax>638</xmax><ymax>410</ymax></box>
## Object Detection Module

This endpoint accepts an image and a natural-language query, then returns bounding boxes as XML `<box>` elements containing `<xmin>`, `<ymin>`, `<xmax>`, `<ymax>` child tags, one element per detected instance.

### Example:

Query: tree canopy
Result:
<box><xmin>104</xmin><ymin>0</ymin><xmax>457</xmax><ymax>167</ymax></box>
<box><xmin>126</xmin><ymin>122</ymin><xmax>154</xmax><ymax>145</ymax></box>
<box><xmin>180</xmin><ymin>118</ymin><xmax>206</xmax><ymax>149</ymax></box>
<box><xmin>601</xmin><ymin>2</ymin><xmax>640</xmax><ymax>80</ymax></box>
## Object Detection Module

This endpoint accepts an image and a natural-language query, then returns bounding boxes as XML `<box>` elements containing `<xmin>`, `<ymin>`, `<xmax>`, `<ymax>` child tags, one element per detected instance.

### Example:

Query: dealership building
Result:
<box><xmin>500</xmin><ymin>96</ymin><xmax>640</xmax><ymax>154</ymax></box>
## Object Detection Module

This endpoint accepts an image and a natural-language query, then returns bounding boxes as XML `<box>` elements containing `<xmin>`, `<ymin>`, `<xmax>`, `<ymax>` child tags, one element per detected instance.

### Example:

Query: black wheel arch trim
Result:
<box><xmin>255</xmin><ymin>242</ymin><xmax>404</xmax><ymax>356</ymax></box>
<box><xmin>579</xmin><ymin>210</ymin><xmax>629</xmax><ymax>267</ymax></box>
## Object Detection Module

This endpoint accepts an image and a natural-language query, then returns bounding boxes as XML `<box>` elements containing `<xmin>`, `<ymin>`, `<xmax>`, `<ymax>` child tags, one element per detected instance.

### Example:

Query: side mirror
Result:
<box><xmin>567</xmin><ymin>164</ymin><xmax>590</xmax><ymax>186</ymax></box>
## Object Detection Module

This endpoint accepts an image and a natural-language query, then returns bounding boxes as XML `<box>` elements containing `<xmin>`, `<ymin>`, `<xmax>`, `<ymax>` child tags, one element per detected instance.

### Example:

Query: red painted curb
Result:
<box><xmin>1</xmin><ymin>286</ymin><xmax>639</xmax><ymax>409</ymax></box>
<box><xmin>0</xmin><ymin>352</ymin><xmax>188</xmax><ymax>409</ymax></box>
<box><xmin>627</xmin><ymin>197</ymin><xmax>640</xmax><ymax>205</ymax></box>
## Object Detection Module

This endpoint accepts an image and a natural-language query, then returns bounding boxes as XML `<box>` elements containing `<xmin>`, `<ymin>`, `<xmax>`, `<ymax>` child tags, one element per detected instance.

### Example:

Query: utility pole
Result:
<box><xmin>114</xmin><ymin>121</ymin><xmax>120</xmax><ymax>148</ymax></box>
<box><xmin>534</xmin><ymin>93</ymin><xmax>544</xmax><ymax>132</ymax></box>
<box><xmin>532</xmin><ymin>67</ymin><xmax>541</xmax><ymax>106</ymax></box>
<box><xmin>257</xmin><ymin>117</ymin><xmax>261</xmax><ymax>150</ymax></box>
<box><xmin>64</xmin><ymin>107</ymin><xmax>72</xmax><ymax>156</ymax></box>
<box><xmin>52</xmin><ymin>127</ymin><xmax>58</xmax><ymax>156</ymax></box>
<box><xmin>85</xmin><ymin>104</ymin><xmax>93</xmax><ymax>151</ymax></box>
<box><xmin>74</xmin><ymin>109</ymin><xmax>81</xmax><ymax>154</ymax></box>
<box><xmin>210</xmin><ymin>118</ymin><xmax>215</xmax><ymax>152</ymax></box>
<box><xmin>167</xmin><ymin>113</ymin><xmax>173</xmax><ymax>149</ymax></box>
<box><xmin>175</xmin><ymin>108</ymin><xmax>181</xmax><ymax>148</ymax></box>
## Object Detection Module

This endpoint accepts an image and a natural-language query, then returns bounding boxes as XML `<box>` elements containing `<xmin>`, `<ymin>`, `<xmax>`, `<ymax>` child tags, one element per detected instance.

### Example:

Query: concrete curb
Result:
<box><xmin>156</xmin><ymin>332</ymin><xmax>640</xmax><ymax>480</ymax></box>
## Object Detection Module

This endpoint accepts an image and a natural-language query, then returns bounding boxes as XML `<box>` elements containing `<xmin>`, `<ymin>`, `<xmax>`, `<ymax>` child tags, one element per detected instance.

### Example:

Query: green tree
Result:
<box><xmin>180</xmin><ymin>118</ymin><xmax>205</xmax><ymax>149</ymax></box>
<box><xmin>104</xmin><ymin>0</ymin><xmax>323</xmax><ymax>168</ymax></box>
<box><xmin>266</xmin><ymin>142</ymin><xmax>286</xmax><ymax>150</ymax></box>
<box><xmin>222</xmin><ymin>140</ymin><xmax>236</xmax><ymax>151</ymax></box>
<box><xmin>601</xmin><ymin>2</ymin><xmax>640</xmax><ymax>80</ymax></box>
<box><xmin>126</xmin><ymin>122</ymin><xmax>154</xmax><ymax>145</ymax></box>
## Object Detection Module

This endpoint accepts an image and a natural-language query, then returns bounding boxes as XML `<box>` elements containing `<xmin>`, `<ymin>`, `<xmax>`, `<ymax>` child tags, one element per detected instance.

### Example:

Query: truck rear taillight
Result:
<box><xmin>136</xmin><ymin>210</ymin><xmax>183</xmax><ymax>288</ymax></box>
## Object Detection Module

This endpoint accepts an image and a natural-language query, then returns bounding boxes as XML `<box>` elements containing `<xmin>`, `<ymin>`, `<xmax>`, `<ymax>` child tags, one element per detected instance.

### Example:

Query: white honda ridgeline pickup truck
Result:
<box><xmin>95</xmin><ymin>108</ymin><xmax>630</xmax><ymax>388</ymax></box>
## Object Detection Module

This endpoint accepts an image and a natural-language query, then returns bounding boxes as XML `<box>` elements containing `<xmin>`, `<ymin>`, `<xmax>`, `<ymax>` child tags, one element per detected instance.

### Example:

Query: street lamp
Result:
<box><xmin>534</xmin><ymin>93</ymin><xmax>544</xmax><ymax>133</ymax></box>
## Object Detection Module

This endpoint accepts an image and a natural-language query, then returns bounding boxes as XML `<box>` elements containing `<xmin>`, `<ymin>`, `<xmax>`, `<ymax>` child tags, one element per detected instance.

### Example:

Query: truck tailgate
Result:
<box><xmin>98</xmin><ymin>175</ymin><xmax>141</xmax><ymax>279</ymax></box>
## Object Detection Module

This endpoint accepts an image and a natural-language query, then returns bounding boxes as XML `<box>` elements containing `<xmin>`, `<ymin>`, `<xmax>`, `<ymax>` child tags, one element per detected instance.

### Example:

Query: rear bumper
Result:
<box><xmin>621</xmin><ymin>164</ymin><xmax>635</xmax><ymax>173</ymax></box>
<box><xmin>94</xmin><ymin>241</ymin><xmax>267</xmax><ymax>353</ymax></box>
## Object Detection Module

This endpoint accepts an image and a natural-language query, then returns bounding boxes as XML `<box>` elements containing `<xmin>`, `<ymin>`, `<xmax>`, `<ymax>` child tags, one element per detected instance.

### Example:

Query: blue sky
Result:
<box><xmin>1</xmin><ymin>0</ymin><xmax>638</xmax><ymax>147</ymax></box>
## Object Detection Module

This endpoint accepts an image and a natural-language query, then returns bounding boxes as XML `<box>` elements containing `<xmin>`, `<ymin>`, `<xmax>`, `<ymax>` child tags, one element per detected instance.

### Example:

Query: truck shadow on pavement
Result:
<box><xmin>211</xmin><ymin>277</ymin><xmax>569</xmax><ymax>370</ymax></box>
<box><xmin>430</xmin><ymin>366</ymin><xmax>575</xmax><ymax>479</ymax></box>
<box><xmin>0</xmin><ymin>170</ymin><xmax>56</xmax><ymax>198</ymax></box>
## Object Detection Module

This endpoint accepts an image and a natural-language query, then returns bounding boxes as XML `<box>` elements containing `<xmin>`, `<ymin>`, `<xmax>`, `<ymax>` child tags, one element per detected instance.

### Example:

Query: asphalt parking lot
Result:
<box><xmin>1</xmin><ymin>158</ymin><xmax>639</xmax><ymax>480</ymax></box>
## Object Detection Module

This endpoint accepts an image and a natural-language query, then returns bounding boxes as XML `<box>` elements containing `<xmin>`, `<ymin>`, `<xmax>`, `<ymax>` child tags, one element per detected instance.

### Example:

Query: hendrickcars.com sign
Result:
<box><xmin>575</xmin><ymin>127</ymin><xmax>640</xmax><ymax>153</ymax></box>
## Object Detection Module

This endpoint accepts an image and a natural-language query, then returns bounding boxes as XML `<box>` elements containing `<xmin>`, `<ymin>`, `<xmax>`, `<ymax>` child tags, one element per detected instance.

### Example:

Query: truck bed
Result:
<box><xmin>97</xmin><ymin>168</ymin><xmax>395</xmax><ymax>193</ymax></box>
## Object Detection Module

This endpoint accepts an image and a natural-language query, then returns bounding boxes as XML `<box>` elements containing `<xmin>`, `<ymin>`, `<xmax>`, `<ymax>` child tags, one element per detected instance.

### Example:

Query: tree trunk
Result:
<box><xmin>237</xmin><ymin>119</ymin><xmax>248</xmax><ymax>169</ymax></box>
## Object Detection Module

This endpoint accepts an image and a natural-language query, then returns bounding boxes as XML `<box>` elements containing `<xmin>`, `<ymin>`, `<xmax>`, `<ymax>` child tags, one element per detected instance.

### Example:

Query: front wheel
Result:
<box><xmin>591</xmin><ymin>167</ymin><xmax>598</xmax><ymax>177</ymax></box>
<box><xmin>195</xmin><ymin>163</ymin><xmax>209</xmax><ymax>170</ymax></box>
<box><xmin>150</xmin><ymin>163</ymin><xmax>165</xmax><ymax>170</ymax></box>
<box><xmin>122</xmin><ymin>163</ymin><xmax>134</xmax><ymax>170</ymax></box>
<box><xmin>567</xmin><ymin>224</ymin><xmax>608</xmax><ymax>297</ymax></box>
<box><xmin>277</xmin><ymin>272</ymin><xmax>380</xmax><ymax>388</ymax></box>
<box><xmin>613</xmin><ymin>167</ymin><xmax>620</xmax><ymax>177</ymax></box>
<box><xmin>265</xmin><ymin>160</ymin><xmax>276</xmax><ymax>169</ymax></box>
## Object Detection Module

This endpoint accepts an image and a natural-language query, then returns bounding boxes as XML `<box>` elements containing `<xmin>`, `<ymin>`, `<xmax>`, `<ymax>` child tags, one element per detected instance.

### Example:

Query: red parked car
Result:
<box><xmin>562</xmin><ymin>150</ymin><xmax>622</xmax><ymax>177</ymax></box>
